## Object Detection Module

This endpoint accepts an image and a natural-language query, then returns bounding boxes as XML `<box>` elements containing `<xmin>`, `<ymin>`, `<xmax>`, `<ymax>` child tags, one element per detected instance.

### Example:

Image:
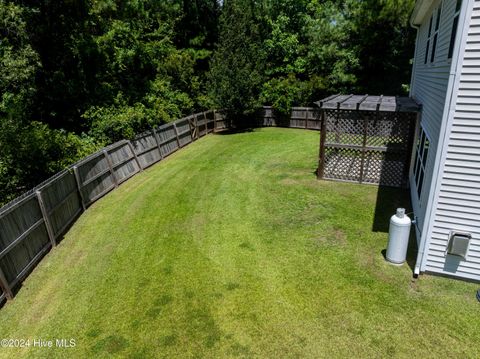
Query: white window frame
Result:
<box><xmin>448</xmin><ymin>0</ymin><xmax>462</xmax><ymax>60</ymax></box>
<box><xmin>429</xmin><ymin>5</ymin><xmax>442</xmax><ymax>63</ymax></box>
<box><xmin>424</xmin><ymin>14</ymin><xmax>433</xmax><ymax>65</ymax></box>
<box><xmin>424</xmin><ymin>5</ymin><xmax>442</xmax><ymax>65</ymax></box>
<box><xmin>413</xmin><ymin>126</ymin><xmax>430</xmax><ymax>203</ymax></box>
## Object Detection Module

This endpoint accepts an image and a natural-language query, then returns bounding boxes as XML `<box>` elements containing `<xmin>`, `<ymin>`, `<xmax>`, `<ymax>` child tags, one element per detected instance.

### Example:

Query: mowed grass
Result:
<box><xmin>0</xmin><ymin>128</ymin><xmax>478</xmax><ymax>358</ymax></box>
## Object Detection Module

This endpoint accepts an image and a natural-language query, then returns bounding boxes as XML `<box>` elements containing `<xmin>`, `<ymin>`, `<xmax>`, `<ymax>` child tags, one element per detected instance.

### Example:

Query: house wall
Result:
<box><xmin>410</xmin><ymin>0</ymin><xmax>456</xmax><ymax>237</ymax></box>
<box><xmin>421</xmin><ymin>0</ymin><xmax>480</xmax><ymax>281</ymax></box>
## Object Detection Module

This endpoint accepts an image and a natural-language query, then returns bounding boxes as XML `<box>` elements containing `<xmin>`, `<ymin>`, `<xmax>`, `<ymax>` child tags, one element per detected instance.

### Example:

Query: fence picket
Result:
<box><xmin>103</xmin><ymin>149</ymin><xmax>118</xmax><ymax>188</ymax></box>
<box><xmin>127</xmin><ymin>141</ymin><xmax>143</xmax><ymax>172</ymax></box>
<box><xmin>35</xmin><ymin>190</ymin><xmax>56</xmax><ymax>247</ymax></box>
<box><xmin>72</xmin><ymin>167</ymin><xmax>84</xmax><ymax>212</ymax></box>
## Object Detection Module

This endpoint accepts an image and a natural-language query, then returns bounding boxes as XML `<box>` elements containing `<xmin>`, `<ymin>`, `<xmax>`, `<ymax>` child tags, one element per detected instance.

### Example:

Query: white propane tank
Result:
<box><xmin>386</xmin><ymin>208</ymin><xmax>412</xmax><ymax>265</ymax></box>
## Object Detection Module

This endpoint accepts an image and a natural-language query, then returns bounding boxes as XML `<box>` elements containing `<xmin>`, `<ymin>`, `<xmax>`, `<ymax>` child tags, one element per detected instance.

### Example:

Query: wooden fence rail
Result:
<box><xmin>0</xmin><ymin>110</ymin><xmax>222</xmax><ymax>303</ymax></box>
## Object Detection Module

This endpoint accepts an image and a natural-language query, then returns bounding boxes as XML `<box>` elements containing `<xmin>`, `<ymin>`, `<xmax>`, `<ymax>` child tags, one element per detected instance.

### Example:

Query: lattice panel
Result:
<box><xmin>320</xmin><ymin>110</ymin><xmax>416</xmax><ymax>188</ymax></box>
<box><xmin>365</xmin><ymin>112</ymin><xmax>414</xmax><ymax>149</ymax></box>
<box><xmin>325</xmin><ymin>110</ymin><xmax>365</xmax><ymax>146</ymax></box>
<box><xmin>324</xmin><ymin>148</ymin><xmax>362</xmax><ymax>182</ymax></box>
<box><xmin>361</xmin><ymin>151</ymin><xmax>409</xmax><ymax>187</ymax></box>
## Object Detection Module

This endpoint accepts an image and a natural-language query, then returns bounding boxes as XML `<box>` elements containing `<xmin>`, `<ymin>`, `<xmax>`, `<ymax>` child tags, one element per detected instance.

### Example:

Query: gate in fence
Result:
<box><xmin>316</xmin><ymin>95</ymin><xmax>421</xmax><ymax>188</ymax></box>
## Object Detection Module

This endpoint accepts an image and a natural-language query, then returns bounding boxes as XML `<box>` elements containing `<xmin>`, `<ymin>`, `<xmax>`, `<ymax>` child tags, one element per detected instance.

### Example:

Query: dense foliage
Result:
<box><xmin>0</xmin><ymin>0</ymin><xmax>414</xmax><ymax>204</ymax></box>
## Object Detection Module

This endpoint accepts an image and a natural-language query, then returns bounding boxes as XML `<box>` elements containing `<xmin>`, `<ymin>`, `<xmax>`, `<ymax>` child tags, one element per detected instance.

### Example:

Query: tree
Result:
<box><xmin>208</xmin><ymin>0</ymin><xmax>264</xmax><ymax>123</ymax></box>
<box><xmin>348</xmin><ymin>0</ymin><xmax>416</xmax><ymax>95</ymax></box>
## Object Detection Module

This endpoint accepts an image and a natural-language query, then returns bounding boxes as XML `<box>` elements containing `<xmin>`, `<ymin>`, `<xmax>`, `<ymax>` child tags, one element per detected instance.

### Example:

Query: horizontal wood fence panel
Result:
<box><xmin>214</xmin><ymin>111</ymin><xmax>228</xmax><ymax>131</ymax></box>
<box><xmin>156</xmin><ymin>124</ymin><xmax>179</xmax><ymax>157</ymax></box>
<box><xmin>106</xmin><ymin>141</ymin><xmax>131</xmax><ymax>166</ymax></box>
<box><xmin>206</xmin><ymin>111</ymin><xmax>215</xmax><ymax>133</ymax></box>
<box><xmin>175</xmin><ymin>118</ymin><xmax>193</xmax><ymax>147</ymax></box>
<box><xmin>114</xmin><ymin>161</ymin><xmax>138</xmax><ymax>185</ymax></box>
<box><xmin>82</xmin><ymin>173</ymin><xmax>115</xmax><ymax>205</ymax></box>
<box><xmin>178</xmin><ymin>131</ymin><xmax>192</xmax><ymax>147</ymax></box>
<box><xmin>37</xmin><ymin>171</ymin><xmax>82</xmax><ymax>239</ymax></box>
<box><xmin>257</xmin><ymin>107</ymin><xmax>321</xmax><ymax>129</ymax></box>
<box><xmin>76</xmin><ymin>152</ymin><xmax>110</xmax><ymax>184</ymax></box>
<box><xmin>75</xmin><ymin>152</ymin><xmax>116</xmax><ymax>206</ymax></box>
<box><xmin>0</xmin><ymin>193</ymin><xmax>51</xmax><ymax>291</ymax></box>
<box><xmin>197</xmin><ymin>113</ymin><xmax>208</xmax><ymax>137</ymax></box>
<box><xmin>0</xmin><ymin>194</ymin><xmax>45</xmax><ymax>254</ymax></box>
<box><xmin>2</xmin><ymin>223</ymin><xmax>50</xmax><ymax>285</ymax></box>
<box><xmin>131</xmin><ymin>131</ymin><xmax>162</xmax><ymax>169</ymax></box>
<box><xmin>106</xmin><ymin>141</ymin><xmax>140</xmax><ymax>184</ymax></box>
<box><xmin>175</xmin><ymin>118</ymin><xmax>191</xmax><ymax>134</ymax></box>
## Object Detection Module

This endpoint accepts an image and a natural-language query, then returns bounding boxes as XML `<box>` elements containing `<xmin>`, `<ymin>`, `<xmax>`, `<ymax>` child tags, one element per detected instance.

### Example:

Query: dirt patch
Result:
<box><xmin>280</xmin><ymin>178</ymin><xmax>300</xmax><ymax>186</ymax></box>
<box><xmin>311</xmin><ymin>227</ymin><xmax>347</xmax><ymax>247</ymax></box>
<box><xmin>332</xmin><ymin>228</ymin><xmax>347</xmax><ymax>245</ymax></box>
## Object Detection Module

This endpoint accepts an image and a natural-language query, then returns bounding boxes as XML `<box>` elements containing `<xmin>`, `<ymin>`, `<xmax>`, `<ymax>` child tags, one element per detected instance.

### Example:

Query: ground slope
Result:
<box><xmin>0</xmin><ymin>128</ymin><xmax>478</xmax><ymax>358</ymax></box>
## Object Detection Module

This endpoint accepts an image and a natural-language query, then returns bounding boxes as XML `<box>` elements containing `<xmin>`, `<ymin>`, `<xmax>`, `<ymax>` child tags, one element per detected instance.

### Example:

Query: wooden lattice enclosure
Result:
<box><xmin>316</xmin><ymin>95</ymin><xmax>420</xmax><ymax>187</ymax></box>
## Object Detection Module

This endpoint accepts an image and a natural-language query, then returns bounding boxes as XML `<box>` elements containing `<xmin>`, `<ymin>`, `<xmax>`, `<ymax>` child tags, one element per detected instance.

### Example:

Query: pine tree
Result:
<box><xmin>209</xmin><ymin>0</ymin><xmax>264</xmax><ymax>124</ymax></box>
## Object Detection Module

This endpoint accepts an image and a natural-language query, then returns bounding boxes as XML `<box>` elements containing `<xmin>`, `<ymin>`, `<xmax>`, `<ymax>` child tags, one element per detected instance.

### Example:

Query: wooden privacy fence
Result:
<box><xmin>0</xmin><ymin>110</ymin><xmax>222</xmax><ymax>303</ymax></box>
<box><xmin>257</xmin><ymin>106</ymin><xmax>322</xmax><ymax>130</ymax></box>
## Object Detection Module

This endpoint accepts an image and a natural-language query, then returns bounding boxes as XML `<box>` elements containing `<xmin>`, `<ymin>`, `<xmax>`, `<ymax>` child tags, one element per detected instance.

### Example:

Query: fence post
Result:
<box><xmin>103</xmin><ymin>149</ymin><xmax>118</xmax><ymax>188</ymax></box>
<box><xmin>173</xmin><ymin>122</ymin><xmax>181</xmax><ymax>148</ymax></box>
<box><xmin>36</xmin><ymin>190</ymin><xmax>56</xmax><ymax>247</ymax></box>
<box><xmin>152</xmin><ymin>128</ymin><xmax>164</xmax><ymax>160</ymax></box>
<box><xmin>203</xmin><ymin>112</ymin><xmax>208</xmax><ymax>134</ymax></box>
<box><xmin>127</xmin><ymin>141</ymin><xmax>143</xmax><ymax>172</ymax></box>
<box><xmin>194</xmin><ymin>115</ymin><xmax>199</xmax><ymax>139</ymax></box>
<box><xmin>187</xmin><ymin>115</ymin><xmax>196</xmax><ymax>140</ymax></box>
<box><xmin>318</xmin><ymin>110</ymin><xmax>326</xmax><ymax>179</ymax></box>
<box><xmin>73</xmin><ymin>166</ymin><xmax>87</xmax><ymax>211</ymax></box>
<box><xmin>0</xmin><ymin>267</ymin><xmax>13</xmax><ymax>300</ymax></box>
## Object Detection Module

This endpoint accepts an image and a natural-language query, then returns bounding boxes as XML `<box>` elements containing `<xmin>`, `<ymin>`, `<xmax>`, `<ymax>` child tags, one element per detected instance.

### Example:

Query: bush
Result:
<box><xmin>260</xmin><ymin>75</ymin><xmax>312</xmax><ymax>115</ymax></box>
<box><xmin>84</xmin><ymin>102</ymin><xmax>150</xmax><ymax>143</ymax></box>
<box><xmin>0</xmin><ymin>120</ymin><xmax>101</xmax><ymax>205</ymax></box>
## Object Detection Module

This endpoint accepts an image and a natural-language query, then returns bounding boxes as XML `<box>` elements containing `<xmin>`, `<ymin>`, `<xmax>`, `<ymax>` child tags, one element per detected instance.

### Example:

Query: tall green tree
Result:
<box><xmin>209</xmin><ymin>0</ymin><xmax>264</xmax><ymax>122</ymax></box>
<box><xmin>348</xmin><ymin>0</ymin><xmax>415</xmax><ymax>95</ymax></box>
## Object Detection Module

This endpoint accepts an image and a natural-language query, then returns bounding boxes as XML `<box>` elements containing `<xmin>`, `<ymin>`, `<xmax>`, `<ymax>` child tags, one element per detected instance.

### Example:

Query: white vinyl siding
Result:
<box><xmin>410</xmin><ymin>0</ymin><xmax>456</xmax><ymax>232</ymax></box>
<box><xmin>422</xmin><ymin>0</ymin><xmax>480</xmax><ymax>281</ymax></box>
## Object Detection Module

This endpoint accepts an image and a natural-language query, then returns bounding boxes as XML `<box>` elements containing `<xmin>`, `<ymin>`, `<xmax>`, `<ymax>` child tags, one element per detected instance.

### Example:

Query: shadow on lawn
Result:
<box><xmin>214</xmin><ymin>128</ymin><xmax>255</xmax><ymax>135</ymax></box>
<box><xmin>373</xmin><ymin>185</ymin><xmax>417</xmax><ymax>272</ymax></box>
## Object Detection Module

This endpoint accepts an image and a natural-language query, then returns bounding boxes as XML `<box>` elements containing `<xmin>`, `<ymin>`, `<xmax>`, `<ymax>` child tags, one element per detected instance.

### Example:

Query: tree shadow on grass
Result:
<box><xmin>214</xmin><ymin>128</ymin><xmax>256</xmax><ymax>135</ymax></box>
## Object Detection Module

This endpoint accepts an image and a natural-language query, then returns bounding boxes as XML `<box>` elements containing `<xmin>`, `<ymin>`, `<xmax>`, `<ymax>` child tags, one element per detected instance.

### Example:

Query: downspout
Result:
<box><xmin>413</xmin><ymin>0</ymin><xmax>473</xmax><ymax>277</ymax></box>
<box><xmin>408</xmin><ymin>18</ymin><xmax>422</xmax><ymax>276</ymax></box>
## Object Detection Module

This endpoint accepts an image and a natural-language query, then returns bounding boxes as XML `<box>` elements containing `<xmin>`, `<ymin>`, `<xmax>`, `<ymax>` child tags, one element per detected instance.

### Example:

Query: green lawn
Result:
<box><xmin>0</xmin><ymin>128</ymin><xmax>478</xmax><ymax>358</ymax></box>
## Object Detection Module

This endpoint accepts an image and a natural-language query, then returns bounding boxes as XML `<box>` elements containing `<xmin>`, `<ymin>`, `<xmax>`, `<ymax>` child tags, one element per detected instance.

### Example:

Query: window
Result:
<box><xmin>424</xmin><ymin>15</ymin><xmax>433</xmax><ymax>64</ymax></box>
<box><xmin>424</xmin><ymin>6</ymin><xmax>442</xmax><ymax>64</ymax></box>
<box><xmin>448</xmin><ymin>0</ymin><xmax>463</xmax><ymax>59</ymax></box>
<box><xmin>413</xmin><ymin>128</ymin><xmax>430</xmax><ymax>199</ymax></box>
<box><xmin>430</xmin><ymin>7</ymin><xmax>441</xmax><ymax>63</ymax></box>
